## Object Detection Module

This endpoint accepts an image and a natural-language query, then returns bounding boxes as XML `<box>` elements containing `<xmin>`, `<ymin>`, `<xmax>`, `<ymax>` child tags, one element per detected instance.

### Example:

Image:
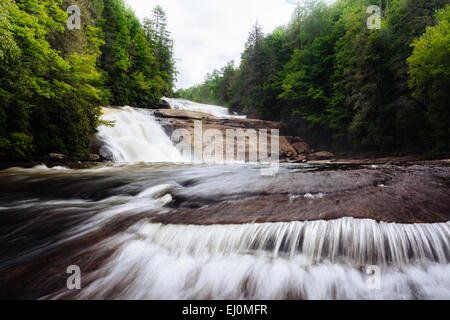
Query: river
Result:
<box><xmin>0</xmin><ymin>99</ymin><xmax>449</xmax><ymax>300</ymax></box>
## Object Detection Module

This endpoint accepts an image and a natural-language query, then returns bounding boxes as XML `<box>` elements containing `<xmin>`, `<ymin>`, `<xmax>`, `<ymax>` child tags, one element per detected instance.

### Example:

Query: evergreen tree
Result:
<box><xmin>178</xmin><ymin>0</ymin><xmax>449</xmax><ymax>154</ymax></box>
<box><xmin>0</xmin><ymin>0</ymin><xmax>177</xmax><ymax>160</ymax></box>
<box><xmin>143</xmin><ymin>5</ymin><xmax>176</xmax><ymax>96</ymax></box>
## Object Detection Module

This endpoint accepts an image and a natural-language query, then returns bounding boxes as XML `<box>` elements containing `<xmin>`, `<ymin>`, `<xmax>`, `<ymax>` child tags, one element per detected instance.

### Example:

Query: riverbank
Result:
<box><xmin>1</xmin><ymin>161</ymin><xmax>449</xmax><ymax>225</ymax></box>
<box><xmin>308</xmin><ymin>153</ymin><xmax>450</xmax><ymax>165</ymax></box>
<box><xmin>2</xmin><ymin>152</ymin><xmax>449</xmax><ymax>170</ymax></box>
<box><xmin>3</xmin><ymin>101</ymin><xmax>449</xmax><ymax>166</ymax></box>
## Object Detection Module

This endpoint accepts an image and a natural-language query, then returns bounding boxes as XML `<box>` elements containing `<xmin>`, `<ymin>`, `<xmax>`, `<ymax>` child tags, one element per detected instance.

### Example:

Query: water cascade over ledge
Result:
<box><xmin>162</xmin><ymin>97</ymin><xmax>246</xmax><ymax>119</ymax></box>
<box><xmin>0</xmin><ymin>100</ymin><xmax>449</xmax><ymax>300</ymax></box>
<box><xmin>96</xmin><ymin>106</ymin><xmax>185</xmax><ymax>163</ymax></box>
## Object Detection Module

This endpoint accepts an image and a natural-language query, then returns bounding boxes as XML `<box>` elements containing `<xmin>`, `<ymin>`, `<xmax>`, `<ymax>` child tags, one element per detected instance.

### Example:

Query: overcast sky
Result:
<box><xmin>125</xmin><ymin>0</ymin><xmax>300</xmax><ymax>89</ymax></box>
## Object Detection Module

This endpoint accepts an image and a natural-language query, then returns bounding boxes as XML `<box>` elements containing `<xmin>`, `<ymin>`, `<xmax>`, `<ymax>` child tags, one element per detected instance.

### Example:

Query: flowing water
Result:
<box><xmin>0</xmin><ymin>104</ymin><xmax>449</xmax><ymax>300</ymax></box>
<box><xmin>162</xmin><ymin>97</ymin><xmax>246</xmax><ymax>119</ymax></box>
<box><xmin>97</xmin><ymin>107</ymin><xmax>185</xmax><ymax>163</ymax></box>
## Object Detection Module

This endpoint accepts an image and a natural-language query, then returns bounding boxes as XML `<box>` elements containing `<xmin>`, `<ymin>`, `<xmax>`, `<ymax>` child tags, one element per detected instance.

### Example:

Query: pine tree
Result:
<box><xmin>143</xmin><ymin>5</ymin><xmax>176</xmax><ymax>96</ymax></box>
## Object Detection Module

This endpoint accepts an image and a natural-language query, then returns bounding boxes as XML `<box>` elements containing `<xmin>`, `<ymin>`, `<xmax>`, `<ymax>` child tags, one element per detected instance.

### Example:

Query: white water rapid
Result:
<box><xmin>162</xmin><ymin>97</ymin><xmax>246</xmax><ymax>118</ymax></box>
<box><xmin>1</xmin><ymin>100</ymin><xmax>448</xmax><ymax>300</ymax></box>
<box><xmin>96</xmin><ymin>106</ymin><xmax>185</xmax><ymax>163</ymax></box>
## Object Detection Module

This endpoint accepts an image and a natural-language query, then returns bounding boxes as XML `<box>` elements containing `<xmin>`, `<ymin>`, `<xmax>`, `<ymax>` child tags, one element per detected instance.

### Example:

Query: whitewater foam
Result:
<box><xmin>162</xmin><ymin>97</ymin><xmax>246</xmax><ymax>119</ymax></box>
<box><xmin>97</xmin><ymin>107</ymin><xmax>185</xmax><ymax>163</ymax></box>
<box><xmin>49</xmin><ymin>217</ymin><xmax>450</xmax><ymax>300</ymax></box>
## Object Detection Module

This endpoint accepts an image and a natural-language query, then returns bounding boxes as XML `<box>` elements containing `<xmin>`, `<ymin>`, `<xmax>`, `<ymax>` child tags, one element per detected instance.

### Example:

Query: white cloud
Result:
<box><xmin>125</xmin><ymin>0</ymin><xmax>297</xmax><ymax>89</ymax></box>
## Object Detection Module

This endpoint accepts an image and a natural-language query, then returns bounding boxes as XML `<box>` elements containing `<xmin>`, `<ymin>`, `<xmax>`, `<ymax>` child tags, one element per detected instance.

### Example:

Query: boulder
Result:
<box><xmin>308</xmin><ymin>151</ymin><xmax>335</xmax><ymax>161</ymax></box>
<box><xmin>87</xmin><ymin>154</ymin><xmax>100</xmax><ymax>161</ymax></box>
<box><xmin>90</xmin><ymin>139</ymin><xmax>113</xmax><ymax>161</ymax></box>
<box><xmin>49</xmin><ymin>153</ymin><xmax>65</xmax><ymax>160</ymax></box>
<box><xmin>279</xmin><ymin>136</ymin><xmax>299</xmax><ymax>160</ymax></box>
<box><xmin>42</xmin><ymin>153</ymin><xmax>67</xmax><ymax>162</ymax></box>
<box><xmin>155</xmin><ymin>99</ymin><xmax>171</xmax><ymax>109</ymax></box>
<box><xmin>292</xmin><ymin>142</ymin><xmax>311</xmax><ymax>154</ymax></box>
<box><xmin>152</xmin><ymin>109</ymin><xmax>212</xmax><ymax>121</ymax></box>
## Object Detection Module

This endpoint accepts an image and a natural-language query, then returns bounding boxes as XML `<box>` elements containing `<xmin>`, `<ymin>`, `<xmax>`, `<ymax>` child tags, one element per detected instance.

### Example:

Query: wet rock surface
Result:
<box><xmin>154</xmin><ymin>164</ymin><xmax>450</xmax><ymax>225</ymax></box>
<box><xmin>307</xmin><ymin>151</ymin><xmax>335</xmax><ymax>161</ymax></box>
<box><xmin>1</xmin><ymin>162</ymin><xmax>448</xmax><ymax>225</ymax></box>
<box><xmin>151</xmin><ymin>109</ymin><xmax>313</xmax><ymax>162</ymax></box>
<box><xmin>0</xmin><ymin>162</ymin><xmax>449</xmax><ymax>299</ymax></box>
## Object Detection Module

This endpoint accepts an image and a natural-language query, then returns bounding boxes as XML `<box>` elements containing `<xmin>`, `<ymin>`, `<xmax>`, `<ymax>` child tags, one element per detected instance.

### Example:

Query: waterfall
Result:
<box><xmin>162</xmin><ymin>97</ymin><xmax>245</xmax><ymax>119</ymax></box>
<box><xmin>135</xmin><ymin>218</ymin><xmax>450</xmax><ymax>266</ymax></box>
<box><xmin>96</xmin><ymin>106</ymin><xmax>185</xmax><ymax>163</ymax></box>
<box><xmin>96</xmin><ymin>101</ymin><xmax>244</xmax><ymax>163</ymax></box>
<box><xmin>15</xmin><ymin>101</ymin><xmax>446</xmax><ymax>300</ymax></box>
<box><xmin>49</xmin><ymin>217</ymin><xmax>450</xmax><ymax>300</ymax></box>
<box><xmin>1</xmin><ymin>162</ymin><xmax>449</xmax><ymax>300</ymax></box>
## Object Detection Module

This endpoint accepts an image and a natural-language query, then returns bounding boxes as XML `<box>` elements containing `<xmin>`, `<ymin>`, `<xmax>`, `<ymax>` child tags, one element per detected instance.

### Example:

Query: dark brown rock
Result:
<box><xmin>308</xmin><ymin>151</ymin><xmax>335</xmax><ymax>161</ymax></box>
<box><xmin>155</xmin><ymin>99</ymin><xmax>171</xmax><ymax>109</ymax></box>
<box><xmin>41</xmin><ymin>153</ymin><xmax>67</xmax><ymax>162</ymax></box>
<box><xmin>90</xmin><ymin>138</ymin><xmax>113</xmax><ymax>161</ymax></box>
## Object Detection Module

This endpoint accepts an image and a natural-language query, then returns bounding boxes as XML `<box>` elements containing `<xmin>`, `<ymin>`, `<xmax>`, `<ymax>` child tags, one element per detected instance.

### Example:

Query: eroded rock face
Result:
<box><xmin>292</xmin><ymin>141</ymin><xmax>311</xmax><ymax>154</ymax></box>
<box><xmin>151</xmin><ymin>109</ymin><xmax>315</xmax><ymax>162</ymax></box>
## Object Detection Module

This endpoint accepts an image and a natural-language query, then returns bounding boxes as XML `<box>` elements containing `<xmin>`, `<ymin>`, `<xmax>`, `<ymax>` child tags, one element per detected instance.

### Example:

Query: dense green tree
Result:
<box><xmin>0</xmin><ymin>0</ymin><xmax>103</xmax><ymax>159</ymax></box>
<box><xmin>143</xmin><ymin>5</ymin><xmax>176</xmax><ymax>96</ymax></box>
<box><xmin>175</xmin><ymin>62</ymin><xmax>237</xmax><ymax>106</ymax></box>
<box><xmin>98</xmin><ymin>0</ymin><xmax>170</xmax><ymax>108</ymax></box>
<box><xmin>178</xmin><ymin>0</ymin><xmax>449</xmax><ymax>154</ymax></box>
<box><xmin>98</xmin><ymin>0</ymin><xmax>133</xmax><ymax>106</ymax></box>
<box><xmin>0</xmin><ymin>0</ymin><xmax>177</xmax><ymax>160</ymax></box>
<box><xmin>232</xmin><ymin>22</ymin><xmax>277</xmax><ymax>117</ymax></box>
<box><xmin>279</xmin><ymin>1</ymin><xmax>338</xmax><ymax>148</ymax></box>
<box><xmin>407</xmin><ymin>5</ymin><xmax>450</xmax><ymax>150</ymax></box>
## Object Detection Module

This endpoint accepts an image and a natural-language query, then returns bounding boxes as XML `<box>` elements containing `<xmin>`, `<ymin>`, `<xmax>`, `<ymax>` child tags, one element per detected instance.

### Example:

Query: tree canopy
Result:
<box><xmin>0</xmin><ymin>0</ymin><xmax>176</xmax><ymax>160</ymax></box>
<box><xmin>177</xmin><ymin>0</ymin><xmax>449</xmax><ymax>154</ymax></box>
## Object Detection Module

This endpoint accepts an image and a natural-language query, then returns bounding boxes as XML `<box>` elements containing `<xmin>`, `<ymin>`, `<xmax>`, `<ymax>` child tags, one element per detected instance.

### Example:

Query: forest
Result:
<box><xmin>1</xmin><ymin>0</ymin><xmax>448</xmax><ymax>160</ymax></box>
<box><xmin>177</xmin><ymin>0</ymin><xmax>450</xmax><ymax>154</ymax></box>
<box><xmin>0</xmin><ymin>0</ymin><xmax>176</xmax><ymax>160</ymax></box>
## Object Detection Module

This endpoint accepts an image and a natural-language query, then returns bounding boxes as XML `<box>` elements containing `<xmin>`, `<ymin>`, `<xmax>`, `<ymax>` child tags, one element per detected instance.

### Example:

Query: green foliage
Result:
<box><xmin>0</xmin><ymin>0</ymin><xmax>99</xmax><ymax>160</ymax></box>
<box><xmin>178</xmin><ymin>0</ymin><xmax>449</xmax><ymax>154</ymax></box>
<box><xmin>176</xmin><ymin>62</ymin><xmax>237</xmax><ymax>107</ymax></box>
<box><xmin>408</xmin><ymin>5</ymin><xmax>450</xmax><ymax>149</ymax></box>
<box><xmin>98</xmin><ymin>1</ymin><xmax>175</xmax><ymax>108</ymax></box>
<box><xmin>143</xmin><ymin>5</ymin><xmax>177</xmax><ymax>96</ymax></box>
<box><xmin>0</xmin><ymin>0</ymin><xmax>176</xmax><ymax>160</ymax></box>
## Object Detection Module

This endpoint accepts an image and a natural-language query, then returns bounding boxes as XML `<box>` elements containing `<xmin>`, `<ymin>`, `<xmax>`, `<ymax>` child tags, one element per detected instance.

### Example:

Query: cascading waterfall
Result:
<box><xmin>95</xmin><ymin>100</ymin><xmax>243</xmax><ymax>163</ymax></box>
<box><xmin>1</xmin><ymin>99</ymin><xmax>448</xmax><ymax>300</ymax></box>
<box><xmin>162</xmin><ymin>97</ymin><xmax>246</xmax><ymax>118</ymax></box>
<box><xmin>134</xmin><ymin>219</ymin><xmax>450</xmax><ymax>266</ymax></box>
<box><xmin>45</xmin><ymin>203</ymin><xmax>450</xmax><ymax>299</ymax></box>
<box><xmin>97</xmin><ymin>107</ymin><xmax>185</xmax><ymax>163</ymax></box>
